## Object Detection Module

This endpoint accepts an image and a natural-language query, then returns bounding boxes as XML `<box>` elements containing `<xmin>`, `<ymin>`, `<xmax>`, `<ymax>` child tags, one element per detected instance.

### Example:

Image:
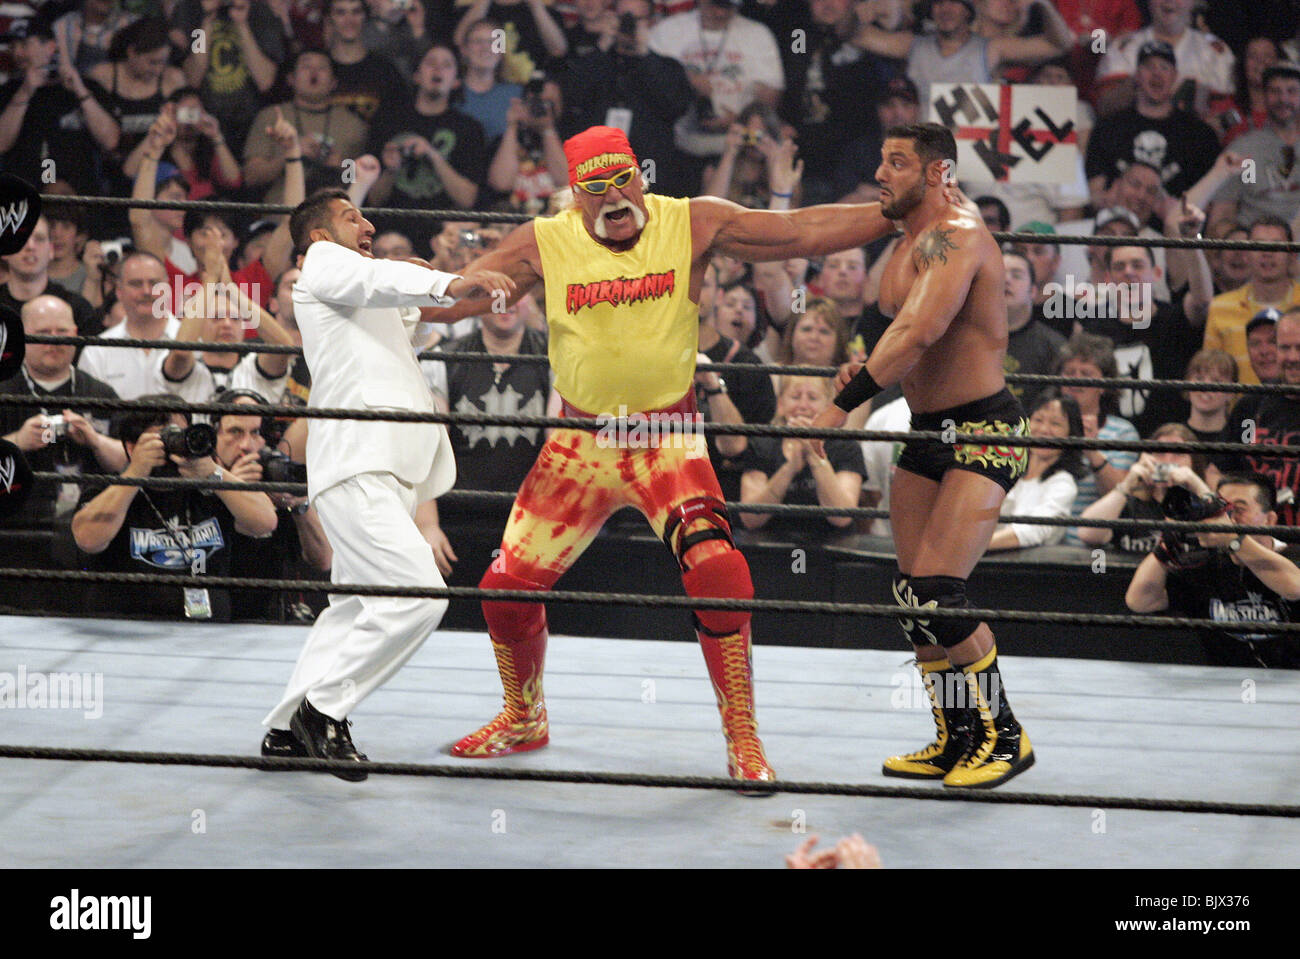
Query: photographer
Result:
<box><xmin>0</xmin><ymin>17</ymin><xmax>120</xmax><ymax>197</ymax></box>
<box><xmin>364</xmin><ymin>43</ymin><xmax>488</xmax><ymax>250</ymax></box>
<box><xmin>71</xmin><ymin>398</ymin><xmax>277</xmax><ymax>620</ymax></box>
<box><xmin>1078</xmin><ymin>422</ymin><xmax>1211</xmax><ymax>554</ymax></box>
<box><xmin>485</xmin><ymin>82</ymin><xmax>567</xmax><ymax>215</ymax></box>
<box><xmin>1</xmin><ymin>297</ymin><xmax>125</xmax><ymax>530</ymax></box>
<box><xmin>560</xmin><ymin>0</ymin><xmax>693</xmax><ymax>196</ymax></box>
<box><xmin>214</xmin><ymin>390</ymin><xmax>332</xmax><ymax>621</ymax></box>
<box><xmin>1126</xmin><ymin>472</ymin><xmax>1300</xmax><ymax>669</ymax></box>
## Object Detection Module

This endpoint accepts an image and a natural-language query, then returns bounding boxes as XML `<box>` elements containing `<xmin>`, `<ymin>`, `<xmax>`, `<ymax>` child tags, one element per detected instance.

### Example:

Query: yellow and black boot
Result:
<box><xmin>943</xmin><ymin>647</ymin><xmax>1034</xmax><ymax>789</ymax></box>
<box><xmin>882</xmin><ymin>658</ymin><xmax>975</xmax><ymax>779</ymax></box>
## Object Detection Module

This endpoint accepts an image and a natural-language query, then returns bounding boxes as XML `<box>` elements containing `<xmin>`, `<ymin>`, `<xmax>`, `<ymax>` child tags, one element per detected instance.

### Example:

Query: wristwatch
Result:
<box><xmin>201</xmin><ymin>466</ymin><xmax>223</xmax><ymax>495</ymax></box>
<box><xmin>703</xmin><ymin>377</ymin><xmax>727</xmax><ymax>396</ymax></box>
<box><xmin>1227</xmin><ymin>536</ymin><xmax>1243</xmax><ymax>553</ymax></box>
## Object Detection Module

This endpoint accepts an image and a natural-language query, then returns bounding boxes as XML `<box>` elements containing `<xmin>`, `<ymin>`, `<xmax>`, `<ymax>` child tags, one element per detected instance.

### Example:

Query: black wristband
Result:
<box><xmin>284</xmin><ymin>156</ymin><xmax>303</xmax><ymax>164</ymax></box>
<box><xmin>834</xmin><ymin>367</ymin><xmax>883</xmax><ymax>412</ymax></box>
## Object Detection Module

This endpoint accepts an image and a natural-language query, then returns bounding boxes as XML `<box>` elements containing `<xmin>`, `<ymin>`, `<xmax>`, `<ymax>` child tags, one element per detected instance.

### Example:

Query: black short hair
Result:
<box><xmin>976</xmin><ymin>195</ymin><xmax>1010</xmax><ymax>231</ymax></box>
<box><xmin>884</xmin><ymin>122</ymin><xmax>957</xmax><ymax>172</ymax></box>
<box><xmin>183</xmin><ymin>209</ymin><xmax>232</xmax><ymax>239</ymax></box>
<box><xmin>1002</xmin><ymin>247</ymin><xmax>1036</xmax><ymax>286</ymax></box>
<box><xmin>1217</xmin><ymin>471</ymin><xmax>1277</xmax><ymax>514</ymax></box>
<box><xmin>290</xmin><ymin>188</ymin><xmax>351</xmax><ymax>255</ymax></box>
<box><xmin>289</xmin><ymin>47</ymin><xmax>334</xmax><ymax>74</ymax></box>
<box><xmin>108</xmin><ymin>16</ymin><xmax>170</xmax><ymax>62</ymax></box>
<box><xmin>1027</xmin><ymin>387</ymin><xmax>1087</xmax><ymax>481</ymax></box>
<box><xmin>1103</xmin><ymin>244</ymin><xmax>1156</xmax><ymax>269</ymax></box>
<box><xmin>115</xmin><ymin>395</ymin><xmax>188</xmax><ymax>446</ymax></box>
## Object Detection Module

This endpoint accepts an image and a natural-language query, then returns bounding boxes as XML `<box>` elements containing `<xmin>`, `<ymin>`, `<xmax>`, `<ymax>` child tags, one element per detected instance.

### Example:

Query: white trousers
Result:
<box><xmin>263</xmin><ymin>471</ymin><xmax>448</xmax><ymax>728</ymax></box>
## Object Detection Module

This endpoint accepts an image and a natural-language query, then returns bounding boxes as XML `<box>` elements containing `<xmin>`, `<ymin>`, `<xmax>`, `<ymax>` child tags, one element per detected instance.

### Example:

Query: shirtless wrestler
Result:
<box><xmin>811</xmin><ymin>121</ymin><xmax>1035</xmax><ymax>789</ymax></box>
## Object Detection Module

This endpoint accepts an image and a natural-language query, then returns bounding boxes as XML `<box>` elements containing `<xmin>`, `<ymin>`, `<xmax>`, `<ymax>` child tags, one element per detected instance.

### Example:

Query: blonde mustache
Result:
<box><xmin>593</xmin><ymin>199</ymin><xmax>646</xmax><ymax>238</ymax></box>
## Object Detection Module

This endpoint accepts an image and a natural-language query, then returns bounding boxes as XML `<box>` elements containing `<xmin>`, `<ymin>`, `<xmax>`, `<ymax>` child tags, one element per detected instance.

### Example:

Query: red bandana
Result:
<box><xmin>565</xmin><ymin>126</ymin><xmax>638</xmax><ymax>187</ymax></box>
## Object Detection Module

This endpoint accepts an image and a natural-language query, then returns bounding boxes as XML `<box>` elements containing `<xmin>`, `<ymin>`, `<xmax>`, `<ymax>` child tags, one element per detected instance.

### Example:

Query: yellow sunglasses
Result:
<box><xmin>576</xmin><ymin>167</ymin><xmax>637</xmax><ymax>195</ymax></box>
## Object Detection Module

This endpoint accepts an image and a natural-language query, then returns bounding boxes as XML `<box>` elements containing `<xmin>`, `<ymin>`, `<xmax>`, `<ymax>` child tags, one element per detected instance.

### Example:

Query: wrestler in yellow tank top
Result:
<box><xmin>535</xmin><ymin>193</ymin><xmax>697</xmax><ymax>415</ymax></box>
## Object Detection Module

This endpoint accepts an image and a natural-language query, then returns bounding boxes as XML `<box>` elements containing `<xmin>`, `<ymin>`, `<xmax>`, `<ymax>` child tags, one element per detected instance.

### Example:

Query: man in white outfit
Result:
<box><xmin>261</xmin><ymin>188</ymin><xmax>513</xmax><ymax>780</ymax></box>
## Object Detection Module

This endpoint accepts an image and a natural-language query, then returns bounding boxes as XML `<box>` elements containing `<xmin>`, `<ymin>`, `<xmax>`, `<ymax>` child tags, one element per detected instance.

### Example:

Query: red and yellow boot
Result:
<box><xmin>450</xmin><ymin>628</ymin><xmax>549</xmax><ymax>758</ymax></box>
<box><xmin>882</xmin><ymin>658</ymin><xmax>974</xmax><ymax>779</ymax></box>
<box><xmin>943</xmin><ymin>647</ymin><xmax>1035</xmax><ymax>789</ymax></box>
<box><xmin>698</xmin><ymin>625</ymin><xmax>776</xmax><ymax>792</ymax></box>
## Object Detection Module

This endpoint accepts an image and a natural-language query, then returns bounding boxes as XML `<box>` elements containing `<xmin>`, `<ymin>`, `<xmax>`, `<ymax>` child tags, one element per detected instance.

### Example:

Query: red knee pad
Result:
<box><xmin>480</xmin><ymin>567</ymin><xmax>547</xmax><ymax>640</ymax></box>
<box><xmin>682</xmin><ymin>549</ymin><xmax>753</xmax><ymax>636</ymax></box>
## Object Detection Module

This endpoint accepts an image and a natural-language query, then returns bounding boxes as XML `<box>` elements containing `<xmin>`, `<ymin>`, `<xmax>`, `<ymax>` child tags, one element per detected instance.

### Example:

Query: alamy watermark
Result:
<box><xmin>0</xmin><ymin>666</ymin><xmax>103</xmax><ymax>719</ymax></box>
<box><xmin>1041</xmin><ymin>276</ymin><xmax>1153</xmax><ymax>328</ymax></box>
<box><xmin>595</xmin><ymin>407</ymin><xmax>707</xmax><ymax>459</ymax></box>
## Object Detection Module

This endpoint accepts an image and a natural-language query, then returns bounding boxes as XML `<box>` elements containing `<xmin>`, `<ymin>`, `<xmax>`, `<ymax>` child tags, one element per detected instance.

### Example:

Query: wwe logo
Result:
<box><xmin>0</xmin><ymin>456</ymin><xmax>15</xmax><ymax>493</ymax></box>
<box><xmin>0</xmin><ymin>200</ymin><xmax>27</xmax><ymax>236</ymax></box>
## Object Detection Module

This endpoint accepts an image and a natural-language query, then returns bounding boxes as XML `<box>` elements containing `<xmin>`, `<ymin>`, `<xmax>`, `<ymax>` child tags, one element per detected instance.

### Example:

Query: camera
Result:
<box><xmin>1151</xmin><ymin>463</ymin><xmax>1171</xmax><ymax>483</ymax></box>
<box><xmin>257</xmin><ymin>448</ymin><xmax>307</xmax><ymax>484</ymax></box>
<box><xmin>459</xmin><ymin>229</ymin><xmax>482</xmax><ymax>250</ymax></box>
<box><xmin>523</xmin><ymin>73</ymin><xmax>550</xmax><ymax>120</ymax></box>
<box><xmin>160</xmin><ymin>423</ymin><xmax>217</xmax><ymax>459</ymax></box>
<box><xmin>177</xmin><ymin>105</ymin><xmax>201</xmax><ymax>125</ymax></box>
<box><xmin>45</xmin><ymin>49</ymin><xmax>60</xmax><ymax>81</ymax></box>
<box><xmin>98</xmin><ymin>239</ymin><xmax>128</xmax><ymax>273</ymax></box>
<box><xmin>44</xmin><ymin>414</ymin><xmax>67</xmax><ymax>441</ymax></box>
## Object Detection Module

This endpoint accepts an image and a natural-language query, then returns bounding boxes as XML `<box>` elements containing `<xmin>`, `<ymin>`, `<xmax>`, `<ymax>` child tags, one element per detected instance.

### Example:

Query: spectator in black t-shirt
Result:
<box><xmin>325</xmin><ymin>0</ymin><xmax>410</xmax><ymax>124</ymax></box>
<box><xmin>0</xmin><ymin>17</ymin><xmax>120</xmax><ymax>195</ymax></box>
<box><xmin>0</xmin><ymin>216</ymin><xmax>99</xmax><ymax>338</ymax></box>
<box><xmin>366</xmin><ymin>43</ymin><xmax>489</xmax><ymax>250</ymax></box>
<box><xmin>70</xmin><ymin>399</ymin><xmax>278</xmax><ymax>620</ymax></box>
<box><xmin>560</xmin><ymin>0</ymin><xmax>693</xmax><ymax>197</ymax></box>
<box><xmin>1215</xmin><ymin>308</ymin><xmax>1283</xmax><ymax>477</ymax></box>
<box><xmin>695</xmin><ymin>261</ymin><xmax>775</xmax><ymax>502</ymax></box>
<box><xmin>779</xmin><ymin>0</ymin><xmax>887</xmax><ymax>207</ymax></box>
<box><xmin>1081</xmin><ymin>243</ymin><xmax>1210</xmax><ymax>436</ymax></box>
<box><xmin>0</xmin><ymin>296</ymin><xmax>124</xmax><ymax>530</ymax></box>
<box><xmin>1079</xmin><ymin>422</ymin><xmax>1212</xmax><ymax>555</ymax></box>
<box><xmin>1127</xmin><ymin>471</ymin><xmax>1300</xmax><ymax>669</ymax></box>
<box><xmin>424</xmin><ymin>292</ymin><xmax>553</xmax><ymax>494</ymax></box>
<box><xmin>215</xmin><ymin>390</ymin><xmax>332</xmax><ymax>622</ymax></box>
<box><xmin>739</xmin><ymin>374</ymin><xmax>864</xmax><ymax>541</ymax></box>
<box><xmin>1182</xmin><ymin>348</ymin><xmax>1237</xmax><ymax>447</ymax></box>
<box><xmin>564</xmin><ymin>0</ymin><xmax>615</xmax><ymax>62</ymax></box>
<box><xmin>170</xmin><ymin>0</ymin><xmax>286</xmax><ymax>154</ymax></box>
<box><xmin>1003</xmin><ymin>249</ymin><xmax>1064</xmax><ymax>411</ymax></box>
<box><xmin>453</xmin><ymin>0</ymin><xmax>569</xmax><ymax>85</ymax></box>
<box><xmin>1085</xmin><ymin>40</ymin><xmax>1220</xmax><ymax>205</ymax></box>
<box><xmin>1243</xmin><ymin>308</ymin><xmax>1300</xmax><ymax>530</ymax></box>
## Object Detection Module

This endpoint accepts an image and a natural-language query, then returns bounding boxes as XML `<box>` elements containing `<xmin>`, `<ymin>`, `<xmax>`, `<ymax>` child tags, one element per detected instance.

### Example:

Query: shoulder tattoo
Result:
<box><xmin>913</xmin><ymin>226</ymin><xmax>958</xmax><ymax>270</ymax></box>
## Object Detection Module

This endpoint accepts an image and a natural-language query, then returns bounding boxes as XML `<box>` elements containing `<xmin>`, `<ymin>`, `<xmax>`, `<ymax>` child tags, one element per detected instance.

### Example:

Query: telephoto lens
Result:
<box><xmin>159</xmin><ymin>423</ymin><xmax>217</xmax><ymax>459</ymax></box>
<box><xmin>257</xmin><ymin>448</ymin><xmax>307</xmax><ymax>483</ymax></box>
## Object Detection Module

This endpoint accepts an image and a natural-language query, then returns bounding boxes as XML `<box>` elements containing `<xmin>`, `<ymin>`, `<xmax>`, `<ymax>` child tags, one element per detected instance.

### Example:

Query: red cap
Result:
<box><xmin>565</xmin><ymin>126</ymin><xmax>638</xmax><ymax>187</ymax></box>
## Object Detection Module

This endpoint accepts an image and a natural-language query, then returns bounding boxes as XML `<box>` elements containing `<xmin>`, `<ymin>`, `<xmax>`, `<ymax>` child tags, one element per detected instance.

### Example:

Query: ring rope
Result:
<box><xmin>0</xmin><ymin>743</ymin><xmax>1292</xmax><ymax>816</ymax></box>
<box><xmin>23</xmin><ymin>471</ymin><xmax>1297</xmax><ymax>536</ymax></box>
<box><xmin>35</xmin><ymin>194</ymin><xmax>1300</xmax><ymax>252</ymax></box>
<box><xmin>25</xmin><ymin>334</ymin><xmax>1300</xmax><ymax>396</ymax></box>
<box><xmin>3</xmin><ymin>569</ymin><xmax>1297</xmax><ymax>632</ymax></box>
<box><xmin>0</xmin><ymin>393</ymin><xmax>1290</xmax><ymax>455</ymax></box>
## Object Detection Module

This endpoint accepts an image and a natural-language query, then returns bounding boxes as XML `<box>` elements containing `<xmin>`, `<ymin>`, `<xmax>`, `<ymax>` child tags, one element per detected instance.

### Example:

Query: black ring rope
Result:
<box><xmin>36</xmin><ymin>194</ymin><xmax>1300</xmax><ymax>252</ymax></box>
<box><xmin>0</xmin><ymin>393</ymin><xmax>1291</xmax><ymax>455</ymax></box>
<box><xmin>3</xmin><ymin>568</ymin><xmax>1296</xmax><ymax>632</ymax></box>
<box><xmin>25</xmin><ymin>471</ymin><xmax>1298</xmax><ymax>536</ymax></box>
<box><xmin>0</xmin><ymin>743</ymin><xmax>1291</xmax><ymax>816</ymax></box>
<box><xmin>25</xmin><ymin>334</ymin><xmax>1300</xmax><ymax>397</ymax></box>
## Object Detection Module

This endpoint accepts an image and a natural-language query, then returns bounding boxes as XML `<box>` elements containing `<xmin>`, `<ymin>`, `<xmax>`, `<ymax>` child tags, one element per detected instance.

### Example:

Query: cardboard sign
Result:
<box><xmin>930</xmin><ymin>83</ymin><xmax>1079</xmax><ymax>184</ymax></box>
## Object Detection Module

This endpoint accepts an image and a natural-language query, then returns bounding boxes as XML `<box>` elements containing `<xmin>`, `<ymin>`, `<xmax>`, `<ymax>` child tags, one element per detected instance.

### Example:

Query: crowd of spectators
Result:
<box><xmin>0</xmin><ymin>0</ymin><xmax>1298</xmax><ymax>666</ymax></box>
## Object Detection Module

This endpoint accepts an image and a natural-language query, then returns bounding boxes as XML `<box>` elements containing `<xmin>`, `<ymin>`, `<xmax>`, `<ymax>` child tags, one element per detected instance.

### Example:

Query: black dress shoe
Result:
<box><xmin>260</xmin><ymin>728</ymin><xmax>307</xmax><ymax>762</ymax></box>
<box><xmin>289</xmin><ymin>697</ymin><xmax>369</xmax><ymax>782</ymax></box>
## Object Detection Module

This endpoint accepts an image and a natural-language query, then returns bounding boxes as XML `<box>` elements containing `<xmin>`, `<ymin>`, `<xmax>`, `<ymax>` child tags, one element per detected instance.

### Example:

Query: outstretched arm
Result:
<box><xmin>694</xmin><ymin>195</ymin><xmax>898</xmax><ymax>263</ymax></box>
<box><xmin>419</xmin><ymin>220</ymin><xmax>543</xmax><ymax>324</ymax></box>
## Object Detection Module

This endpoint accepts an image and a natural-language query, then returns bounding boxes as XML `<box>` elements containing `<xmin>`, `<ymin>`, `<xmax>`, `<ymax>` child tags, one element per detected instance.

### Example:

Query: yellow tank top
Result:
<box><xmin>535</xmin><ymin>193</ymin><xmax>697</xmax><ymax>415</ymax></box>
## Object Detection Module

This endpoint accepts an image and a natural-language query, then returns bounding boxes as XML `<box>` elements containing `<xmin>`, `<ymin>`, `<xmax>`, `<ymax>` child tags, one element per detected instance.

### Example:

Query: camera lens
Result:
<box><xmin>160</xmin><ymin>423</ymin><xmax>217</xmax><ymax>459</ymax></box>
